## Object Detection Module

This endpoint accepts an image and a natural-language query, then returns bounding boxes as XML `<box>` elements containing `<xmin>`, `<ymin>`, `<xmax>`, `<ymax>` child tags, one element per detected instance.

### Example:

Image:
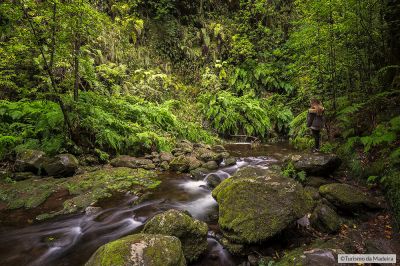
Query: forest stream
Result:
<box><xmin>0</xmin><ymin>143</ymin><xmax>294</xmax><ymax>266</ymax></box>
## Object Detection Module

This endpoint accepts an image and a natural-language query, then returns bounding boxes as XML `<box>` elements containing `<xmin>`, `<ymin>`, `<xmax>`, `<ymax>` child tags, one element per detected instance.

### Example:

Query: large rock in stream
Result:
<box><xmin>143</xmin><ymin>209</ymin><xmax>208</xmax><ymax>262</ymax></box>
<box><xmin>288</xmin><ymin>153</ymin><xmax>342</xmax><ymax>176</ymax></box>
<box><xmin>319</xmin><ymin>183</ymin><xmax>381</xmax><ymax>211</ymax></box>
<box><xmin>212</xmin><ymin>166</ymin><xmax>314</xmax><ymax>243</ymax></box>
<box><xmin>85</xmin><ymin>233</ymin><xmax>186</xmax><ymax>266</ymax></box>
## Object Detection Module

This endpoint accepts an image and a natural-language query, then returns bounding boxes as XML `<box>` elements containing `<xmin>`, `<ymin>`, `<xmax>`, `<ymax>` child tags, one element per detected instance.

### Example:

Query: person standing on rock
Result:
<box><xmin>307</xmin><ymin>98</ymin><xmax>325</xmax><ymax>152</ymax></box>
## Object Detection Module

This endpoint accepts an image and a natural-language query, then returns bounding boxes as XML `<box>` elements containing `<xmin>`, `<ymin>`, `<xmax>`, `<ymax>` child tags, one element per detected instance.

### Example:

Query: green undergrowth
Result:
<box><xmin>0</xmin><ymin>92</ymin><xmax>217</xmax><ymax>159</ymax></box>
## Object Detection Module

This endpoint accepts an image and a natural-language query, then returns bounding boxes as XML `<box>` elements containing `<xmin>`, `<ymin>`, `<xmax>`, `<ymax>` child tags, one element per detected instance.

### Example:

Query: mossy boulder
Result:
<box><xmin>169</xmin><ymin>155</ymin><xmax>201</xmax><ymax>172</ymax></box>
<box><xmin>0</xmin><ymin>167</ymin><xmax>160</xmax><ymax>221</ymax></box>
<box><xmin>42</xmin><ymin>154</ymin><xmax>79</xmax><ymax>177</ymax></box>
<box><xmin>160</xmin><ymin>152</ymin><xmax>174</xmax><ymax>163</ymax></box>
<box><xmin>143</xmin><ymin>209</ymin><xmax>208</xmax><ymax>262</ymax></box>
<box><xmin>212</xmin><ymin>166</ymin><xmax>314</xmax><ymax>243</ymax></box>
<box><xmin>202</xmin><ymin>160</ymin><xmax>219</xmax><ymax>170</ymax></box>
<box><xmin>288</xmin><ymin>154</ymin><xmax>342</xmax><ymax>176</ymax></box>
<box><xmin>111</xmin><ymin>155</ymin><xmax>155</xmax><ymax>170</ymax></box>
<box><xmin>319</xmin><ymin>183</ymin><xmax>380</xmax><ymax>211</ymax></box>
<box><xmin>310</xmin><ymin>204</ymin><xmax>341</xmax><ymax>233</ymax></box>
<box><xmin>15</xmin><ymin>149</ymin><xmax>46</xmax><ymax>174</ymax></box>
<box><xmin>205</xmin><ymin>173</ymin><xmax>222</xmax><ymax>188</ymax></box>
<box><xmin>224</xmin><ymin>157</ymin><xmax>237</xmax><ymax>166</ymax></box>
<box><xmin>85</xmin><ymin>233</ymin><xmax>186</xmax><ymax>266</ymax></box>
<box><xmin>176</xmin><ymin>141</ymin><xmax>194</xmax><ymax>154</ymax></box>
<box><xmin>190</xmin><ymin>167</ymin><xmax>210</xmax><ymax>180</ymax></box>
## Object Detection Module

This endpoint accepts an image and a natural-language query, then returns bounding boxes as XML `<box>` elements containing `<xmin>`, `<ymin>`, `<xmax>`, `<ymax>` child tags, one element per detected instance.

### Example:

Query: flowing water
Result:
<box><xmin>0</xmin><ymin>143</ymin><xmax>294</xmax><ymax>266</ymax></box>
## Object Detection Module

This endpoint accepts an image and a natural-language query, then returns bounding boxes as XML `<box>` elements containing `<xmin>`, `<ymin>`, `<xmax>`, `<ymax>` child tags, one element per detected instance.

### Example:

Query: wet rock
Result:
<box><xmin>303</xmin><ymin>249</ymin><xmax>343</xmax><ymax>266</ymax></box>
<box><xmin>160</xmin><ymin>152</ymin><xmax>174</xmax><ymax>163</ymax></box>
<box><xmin>305</xmin><ymin>176</ymin><xmax>333</xmax><ymax>188</ymax></box>
<box><xmin>203</xmin><ymin>160</ymin><xmax>219</xmax><ymax>170</ymax></box>
<box><xmin>195</xmin><ymin>148</ymin><xmax>219</xmax><ymax>162</ymax></box>
<box><xmin>365</xmin><ymin>238</ymin><xmax>395</xmax><ymax>255</ymax></box>
<box><xmin>224</xmin><ymin>157</ymin><xmax>237</xmax><ymax>166</ymax></box>
<box><xmin>211</xmin><ymin>145</ymin><xmax>226</xmax><ymax>153</ymax></box>
<box><xmin>86</xmin><ymin>233</ymin><xmax>186</xmax><ymax>266</ymax></box>
<box><xmin>288</xmin><ymin>153</ymin><xmax>342</xmax><ymax>176</ymax></box>
<box><xmin>42</xmin><ymin>154</ymin><xmax>79</xmax><ymax>177</ymax></box>
<box><xmin>110</xmin><ymin>155</ymin><xmax>155</xmax><ymax>170</ymax></box>
<box><xmin>160</xmin><ymin>161</ymin><xmax>169</xmax><ymax>170</ymax></box>
<box><xmin>85</xmin><ymin>206</ymin><xmax>102</xmax><ymax>216</ymax></box>
<box><xmin>143</xmin><ymin>209</ymin><xmax>208</xmax><ymax>262</ymax></box>
<box><xmin>190</xmin><ymin>167</ymin><xmax>210</xmax><ymax>180</ymax></box>
<box><xmin>205</xmin><ymin>173</ymin><xmax>222</xmax><ymax>188</ymax></box>
<box><xmin>212</xmin><ymin>166</ymin><xmax>314</xmax><ymax>243</ymax></box>
<box><xmin>319</xmin><ymin>183</ymin><xmax>381</xmax><ymax>211</ymax></box>
<box><xmin>168</xmin><ymin>155</ymin><xmax>202</xmax><ymax>172</ymax></box>
<box><xmin>310</xmin><ymin>204</ymin><xmax>341</xmax><ymax>233</ymax></box>
<box><xmin>220</xmin><ymin>237</ymin><xmax>245</xmax><ymax>255</ymax></box>
<box><xmin>304</xmin><ymin>186</ymin><xmax>321</xmax><ymax>200</ymax></box>
<box><xmin>276</xmin><ymin>247</ymin><xmax>344</xmax><ymax>266</ymax></box>
<box><xmin>15</xmin><ymin>149</ymin><xmax>46</xmax><ymax>174</ymax></box>
<box><xmin>176</xmin><ymin>141</ymin><xmax>194</xmax><ymax>153</ymax></box>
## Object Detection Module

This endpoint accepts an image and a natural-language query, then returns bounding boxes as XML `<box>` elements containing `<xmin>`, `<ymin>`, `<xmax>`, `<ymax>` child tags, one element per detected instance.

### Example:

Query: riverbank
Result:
<box><xmin>0</xmin><ymin>143</ymin><xmax>399</xmax><ymax>265</ymax></box>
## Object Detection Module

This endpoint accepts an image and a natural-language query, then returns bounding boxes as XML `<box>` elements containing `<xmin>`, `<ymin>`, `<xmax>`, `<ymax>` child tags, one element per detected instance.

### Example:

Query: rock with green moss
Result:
<box><xmin>85</xmin><ymin>233</ymin><xmax>186</xmax><ymax>266</ymax></box>
<box><xmin>190</xmin><ymin>167</ymin><xmax>210</xmax><ymax>180</ymax></box>
<box><xmin>205</xmin><ymin>173</ymin><xmax>222</xmax><ymax>188</ymax></box>
<box><xmin>169</xmin><ymin>155</ymin><xmax>201</xmax><ymax>172</ymax></box>
<box><xmin>42</xmin><ymin>154</ymin><xmax>79</xmax><ymax>177</ymax></box>
<box><xmin>143</xmin><ymin>209</ymin><xmax>208</xmax><ymax>262</ymax></box>
<box><xmin>202</xmin><ymin>160</ymin><xmax>219</xmax><ymax>170</ymax></box>
<box><xmin>319</xmin><ymin>183</ymin><xmax>381</xmax><ymax>211</ymax></box>
<box><xmin>176</xmin><ymin>141</ymin><xmax>194</xmax><ymax>154</ymax></box>
<box><xmin>110</xmin><ymin>155</ymin><xmax>155</xmax><ymax>170</ymax></box>
<box><xmin>276</xmin><ymin>248</ymin><xmax>344</xmax><ymax>266</ymax></box>
<box><xmin>224</xmin><ymin>157</ymin><xmax>236</xmax><ymax>166</ymax></box>
<box><xmin>15</xmin><ymin>149</ymin><xmax>46</xmax><ymax>174</ymax></box>
<box><xmin>212</xmin><ymin>166</ymin><xmax>314</xmax><ymax>243</ymax></box>
<box><xmin>288</xmin><ymin>153</ymin><xmax>342</xmax><ymax>176</ymax></box>
<box><xmin>0</xmin><ymin>167</ymin><xmax>160</xmax><ymax>221</ymax></box>
<box><xmin>310</xmin><ymin>204</ymin><xmax>341</xmax><ymax>233</ymax></box>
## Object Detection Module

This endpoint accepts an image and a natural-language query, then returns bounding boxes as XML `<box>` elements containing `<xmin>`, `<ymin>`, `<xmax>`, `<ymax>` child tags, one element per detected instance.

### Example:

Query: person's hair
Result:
<box><xmin>310</xmin><ymin>98</ymin><xmax>324</xmax><ymax>115</ymax></box>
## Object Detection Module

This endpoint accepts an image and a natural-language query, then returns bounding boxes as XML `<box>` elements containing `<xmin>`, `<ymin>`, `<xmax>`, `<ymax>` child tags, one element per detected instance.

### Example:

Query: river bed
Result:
<box><xmin>0</xmin><ymin>143</ymin><xmax>295</xmax><ymax>266</ymax></box>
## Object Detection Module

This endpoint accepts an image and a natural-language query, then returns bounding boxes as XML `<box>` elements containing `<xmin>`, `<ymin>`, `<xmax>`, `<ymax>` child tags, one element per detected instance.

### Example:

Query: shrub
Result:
<box><xmin>198</xmin><ymin>91</ymin><xmax>271</xmax><ymax>138</ymax></box>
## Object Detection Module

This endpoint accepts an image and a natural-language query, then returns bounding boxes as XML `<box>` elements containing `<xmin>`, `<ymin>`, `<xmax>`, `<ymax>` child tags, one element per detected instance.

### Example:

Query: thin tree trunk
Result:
<box><xmin>20</xmin><ymin>2</ymin><xmax>73</xmax><ymax>138</ymax></box>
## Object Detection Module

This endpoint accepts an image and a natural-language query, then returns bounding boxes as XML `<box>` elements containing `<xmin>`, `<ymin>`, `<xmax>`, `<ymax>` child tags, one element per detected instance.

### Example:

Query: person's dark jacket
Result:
<box><xmin>307</xmin><ymin>108</ymin><xmax>325</xmax><ymax>130</ymax></box>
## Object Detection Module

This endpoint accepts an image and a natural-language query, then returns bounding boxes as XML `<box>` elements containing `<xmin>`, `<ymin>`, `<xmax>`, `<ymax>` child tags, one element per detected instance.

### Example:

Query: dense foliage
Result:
<box><xmin>0</xmin><ymin>0</ymin><xmax>399</xmax><ymax>224</ymax></box>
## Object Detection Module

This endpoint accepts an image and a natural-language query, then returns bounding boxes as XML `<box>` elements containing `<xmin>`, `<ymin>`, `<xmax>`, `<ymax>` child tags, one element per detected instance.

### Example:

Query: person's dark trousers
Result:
<box><xmin>311</xmin><ymin>129</ymin><xmax>321</xmax><ymax>150</ymax></box>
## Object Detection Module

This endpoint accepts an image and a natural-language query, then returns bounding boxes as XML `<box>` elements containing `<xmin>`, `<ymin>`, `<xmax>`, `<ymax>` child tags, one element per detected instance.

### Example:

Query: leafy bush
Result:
<box><xmin>282</xmin><ymin>162</ymin><xmax>307</xmax><ymax>183</ymax></box>
<box><xmin>0</xmin><ymin>100</ymin><xmax>66</xmax><ymax>158</ymax></box>
<box><xmin>72</xmin><ymin>92</ymin><xmax>216</xmax><ymax>154</ymax></box>
<box><xmin>198</xmin><ymin>91</ymin><xmax>271</xmax><ymax>138</ymax></box>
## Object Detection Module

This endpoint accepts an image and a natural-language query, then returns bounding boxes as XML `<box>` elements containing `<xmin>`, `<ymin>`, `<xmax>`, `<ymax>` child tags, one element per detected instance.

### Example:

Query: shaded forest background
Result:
<box><xmin>0</xmin><ymin>0</ymin><xmax>399</xmax><ymax>224</ymax></box>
